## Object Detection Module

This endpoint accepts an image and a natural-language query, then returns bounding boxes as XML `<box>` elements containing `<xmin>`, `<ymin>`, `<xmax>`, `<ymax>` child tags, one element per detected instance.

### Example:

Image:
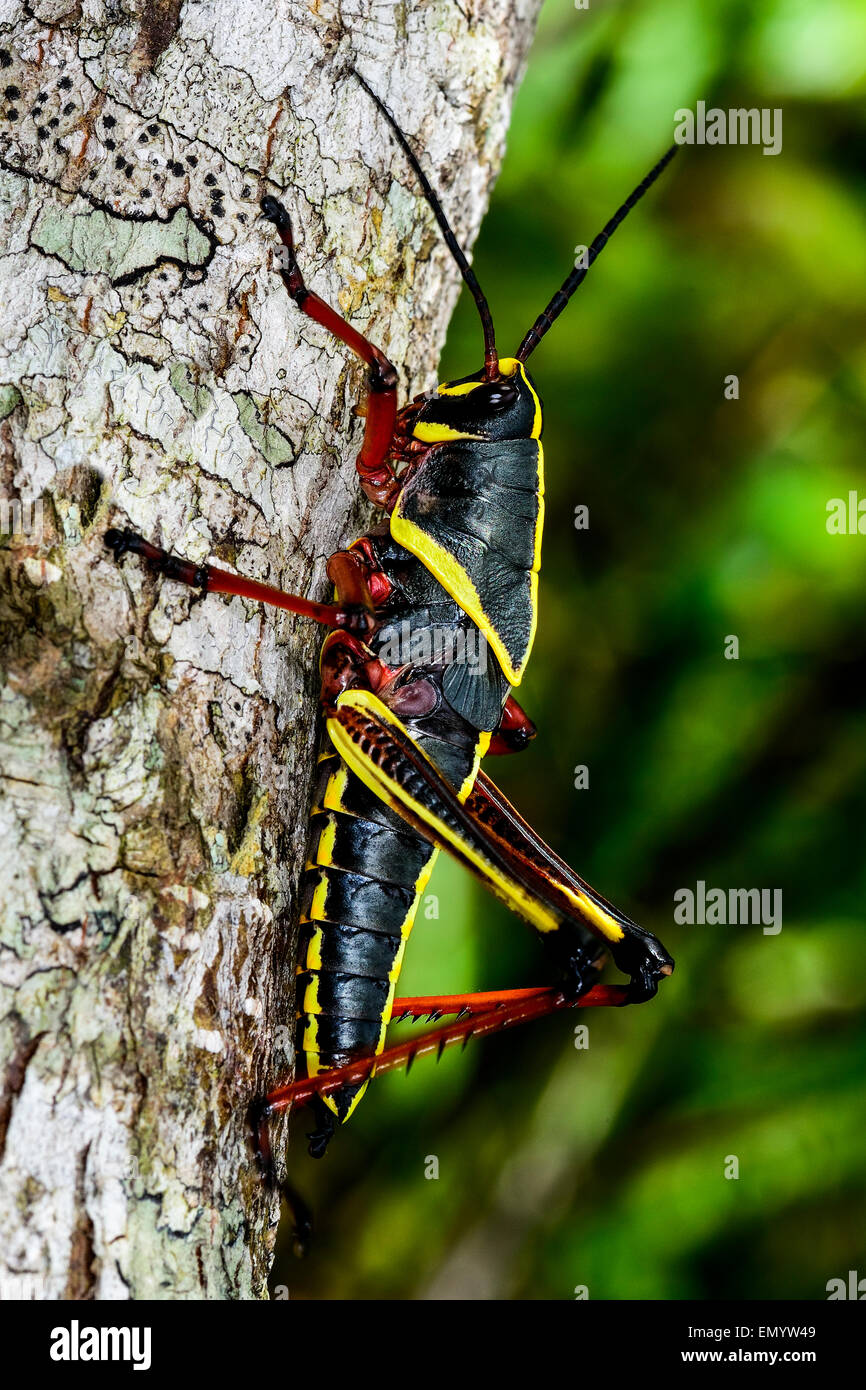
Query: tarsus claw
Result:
<box><xmin>260</xmin><ymin>196</ymin><xmax>292</xmax><ymax>233</ymax></box>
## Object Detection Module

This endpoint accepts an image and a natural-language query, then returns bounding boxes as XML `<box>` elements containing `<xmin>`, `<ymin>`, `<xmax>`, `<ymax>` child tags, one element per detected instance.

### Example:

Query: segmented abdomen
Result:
<box><xmin>297</xmin><ymin>748</ymin><xmax>440</xmax><ymax>1123</ymax></box>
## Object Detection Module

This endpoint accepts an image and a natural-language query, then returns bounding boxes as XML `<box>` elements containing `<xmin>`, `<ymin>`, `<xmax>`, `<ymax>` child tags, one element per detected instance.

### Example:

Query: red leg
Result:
<box><xmin>262</xmin><ymin>983</ymin><xmax>630</xmax><ymax>1116</ymax></box>
<box><xmin>104</xmin><ymin>529</ymin><xmax>375</xmax><ymax>637</ymax></box>
<box><xmin>327</xmin><ymin>550</ymin><xmax>371</xmax><ymax>609</ymax></box>
<box><xmin>105</xmin><ymin>529</ymin><xmax>399</xmax><ymax>721</ymax></box>
<box><xmin>392</xmin><ymin>985</ymin><xmax>552</xmax><ymax>1022</ymax></box>
<box><xmin>261</xmin><ymin>196</ymin><xmax>400</xmax><ymax>511</ymax></box>
<box><xmin>488</xmin><ymin>694</ymin><xmax>537</xmax><ymax>755</ymax></box>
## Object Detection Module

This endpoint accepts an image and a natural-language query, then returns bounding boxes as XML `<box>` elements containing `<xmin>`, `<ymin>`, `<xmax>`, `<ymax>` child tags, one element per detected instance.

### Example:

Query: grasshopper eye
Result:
<box><xmin>484</xmin><ymin>381</ymin><xmax>518</xmax><ymax>409</ymax></box>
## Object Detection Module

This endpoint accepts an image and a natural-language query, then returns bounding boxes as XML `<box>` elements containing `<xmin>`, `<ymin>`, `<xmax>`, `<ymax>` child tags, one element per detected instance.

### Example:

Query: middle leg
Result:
<box><xmin>105</xmin><ymin>529</ymin><xmax>377</xmax><ymax>636</ymax></box>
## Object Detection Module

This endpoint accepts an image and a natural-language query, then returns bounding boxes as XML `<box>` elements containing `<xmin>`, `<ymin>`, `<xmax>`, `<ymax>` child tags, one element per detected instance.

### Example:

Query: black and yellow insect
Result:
<box><xmin>105</xmin><ymin>74</ymin><xmax>676</xmax><ymax>1161</ymax></box>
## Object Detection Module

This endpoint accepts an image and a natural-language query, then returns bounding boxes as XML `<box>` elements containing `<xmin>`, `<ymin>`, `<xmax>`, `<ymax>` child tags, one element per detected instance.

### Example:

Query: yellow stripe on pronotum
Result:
<box><xmin>397</xmin><ymin>361</ymin><xmax>544</xmax><ymax>686</ymax></box>
<box><xmin>390</xmin><ymin>506</ymin><xmax>542</xmax><ymax>687</ymax></box>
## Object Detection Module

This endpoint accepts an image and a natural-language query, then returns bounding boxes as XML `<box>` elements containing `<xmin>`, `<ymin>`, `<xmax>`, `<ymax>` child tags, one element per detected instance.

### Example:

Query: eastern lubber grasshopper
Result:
<box><xmin>105</xmin><ymin>75</ymin><xmax>677</xmax><ymax>1166</ymax></box>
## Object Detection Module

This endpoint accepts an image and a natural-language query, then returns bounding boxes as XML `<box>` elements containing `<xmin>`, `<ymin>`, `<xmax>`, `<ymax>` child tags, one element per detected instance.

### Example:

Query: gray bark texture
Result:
<box><xmin>0</xmin><ymin>0</ymin><xmax>541</xmax><ymax>1299</ymax></box>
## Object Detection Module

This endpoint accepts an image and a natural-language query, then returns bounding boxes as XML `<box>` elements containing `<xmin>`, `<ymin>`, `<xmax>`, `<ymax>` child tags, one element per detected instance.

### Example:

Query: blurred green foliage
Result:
<box><xmin>274</xmin><ymin>0</ymin><xmax>866</xmax><ymax>1299</ymax></box>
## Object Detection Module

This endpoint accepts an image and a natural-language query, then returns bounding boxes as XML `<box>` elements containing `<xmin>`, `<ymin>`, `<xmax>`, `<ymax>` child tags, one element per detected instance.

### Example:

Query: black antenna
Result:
<box><xmin>516</xmin><ymin>144</ymin><xmax>678</xmax><ymax>363</ymax></box>
<box><xmin>354</xmin><ymin>71</ymin><xmax>499</xmax><ymax>381</ymax></box>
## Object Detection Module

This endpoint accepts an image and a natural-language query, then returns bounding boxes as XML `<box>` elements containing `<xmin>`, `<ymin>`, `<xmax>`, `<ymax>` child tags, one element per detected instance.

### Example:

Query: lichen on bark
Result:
<box><xmin>0</xmin><ymin>0</ymin><xmax>540</xmax><ymax>1299</ymax></box>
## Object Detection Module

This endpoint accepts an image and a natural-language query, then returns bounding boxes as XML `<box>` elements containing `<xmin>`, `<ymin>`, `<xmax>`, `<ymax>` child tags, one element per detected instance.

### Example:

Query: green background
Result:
<box><xmin>274</xmin><ymin>0</ymin><xmax>866</xmax><ymax>1300</ymax></box>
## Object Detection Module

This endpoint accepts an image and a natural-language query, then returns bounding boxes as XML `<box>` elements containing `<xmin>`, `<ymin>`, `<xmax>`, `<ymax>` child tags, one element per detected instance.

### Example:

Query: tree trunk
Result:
<box><xmin>0</xmin><ymin>0</ymin><xmax>541</xmax><ymax>1300</ymax></box>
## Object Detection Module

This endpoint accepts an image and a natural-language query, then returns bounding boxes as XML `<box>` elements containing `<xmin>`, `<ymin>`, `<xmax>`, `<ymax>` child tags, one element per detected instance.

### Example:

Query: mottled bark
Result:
<box><xmin>0</xmin><ymin>0</ymin><xmax>540</xmax><ymax>1299</ymax></box>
